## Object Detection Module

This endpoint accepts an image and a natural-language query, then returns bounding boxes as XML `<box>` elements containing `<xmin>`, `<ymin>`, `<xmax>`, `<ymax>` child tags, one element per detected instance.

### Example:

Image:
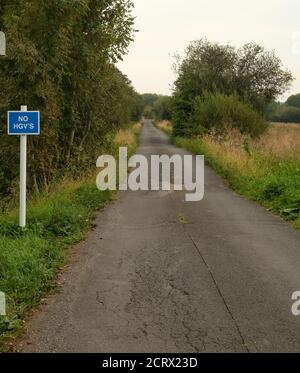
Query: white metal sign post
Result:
<box><xmin>19</xmin><ymin>106</ymin><xmax>27</xmax><ymax>227</ymax></box>
<box><xmin>0</xmin><ymin>31</ymin><xmax>5</xmax><ymax>56</ymax></box>
<box><xmin>8</xmin><ymin>107</ymin><xmax>40</xmax><ymax>227</ymax></box>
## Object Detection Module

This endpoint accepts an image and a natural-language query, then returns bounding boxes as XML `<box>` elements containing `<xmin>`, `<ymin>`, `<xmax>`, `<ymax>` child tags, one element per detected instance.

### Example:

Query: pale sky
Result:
<box><xmin>118</xmin><ymin>0</ymin><xmax>300</xmax><ymax>101</ymax></box>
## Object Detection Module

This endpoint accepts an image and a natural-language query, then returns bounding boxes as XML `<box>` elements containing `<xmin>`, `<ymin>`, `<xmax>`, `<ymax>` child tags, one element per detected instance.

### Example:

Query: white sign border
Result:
<box><xmin>7</xmin><ymin>110</ymin><xmax>40</xmax><ymax>136</ymax></box>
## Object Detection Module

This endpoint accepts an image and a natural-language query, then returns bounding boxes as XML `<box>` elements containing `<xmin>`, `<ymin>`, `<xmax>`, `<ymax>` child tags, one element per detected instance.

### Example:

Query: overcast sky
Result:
<box><xmin>117</xmin><ymin>0</ymin><xmax>300</xmax><ymax>100</ymax></box>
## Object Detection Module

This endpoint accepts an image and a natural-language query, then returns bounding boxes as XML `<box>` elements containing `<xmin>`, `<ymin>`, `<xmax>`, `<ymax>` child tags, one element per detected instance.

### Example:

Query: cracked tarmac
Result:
<box><xmin>18</xmin><ymin>121</ymin><xmax>300</xmax><ymax>352</ymax></box>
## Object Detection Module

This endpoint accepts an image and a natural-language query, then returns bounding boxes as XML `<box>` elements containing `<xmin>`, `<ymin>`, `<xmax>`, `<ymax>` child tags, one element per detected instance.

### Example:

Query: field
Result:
<box><xmin>157</xmin><ymin>121</ymin><xmax>300</xmax><ymax>228</ymax></box>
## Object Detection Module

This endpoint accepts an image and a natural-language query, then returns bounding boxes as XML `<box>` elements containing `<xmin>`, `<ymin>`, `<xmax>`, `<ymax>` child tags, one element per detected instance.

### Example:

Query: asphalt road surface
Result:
<box><xmin>19</xmin><ymin>120</ymin><xmax>300</xmax><ymax>353</ymax></box>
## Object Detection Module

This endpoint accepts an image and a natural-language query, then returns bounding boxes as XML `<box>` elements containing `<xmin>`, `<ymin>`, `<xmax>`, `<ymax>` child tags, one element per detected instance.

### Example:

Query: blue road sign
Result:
<box><xmin>8</xmin><ymin>111</ymin><xmax>40</xmax><ymax>135</ymax></box>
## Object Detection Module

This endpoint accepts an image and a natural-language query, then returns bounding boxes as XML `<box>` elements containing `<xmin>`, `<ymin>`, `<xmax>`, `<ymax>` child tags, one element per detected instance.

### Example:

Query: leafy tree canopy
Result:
<box><xmin>0</xmin><ymin>0</ymin><xmax>138</xmax><ymax>198</ymax></box>
<box><xmin>286</xmin><ymin>93</ymin><xmax>300</xmax><ymax>109</ymax></box>
<box><xmin>172</xmin><ymin>39</ymin><xmax>293</xmax><ymax>135</ymax></box>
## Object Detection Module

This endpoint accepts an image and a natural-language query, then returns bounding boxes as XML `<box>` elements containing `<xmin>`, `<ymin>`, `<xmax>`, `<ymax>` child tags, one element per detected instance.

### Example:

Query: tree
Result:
<box><xmin>130</xmin><ymin>92</ymin><xmax>144</xmax><ymax>122</ymax></box>
<box><xmin>172</xmin><ymin>39</ymin><xmax>293</xmax><ymax>136</ymax></box>
<box><xmin>265</xmin><ymin>101</ymin><xmax>282</xmax><ymax>121</ymax></box>
<box><xmin>143</xmin><ymin>106</ymin><xmax>154</xmax><ymax>119</ymax></box>
<box><xmin>153</xmin><ymin>95</ymin><xmax>172</xmax><ymax>121</ymax></box>
<box><xmin>0</xmin><ymin>0</ymin><xmax>137</xmax><ymax>197</ymax></box>
<box><xmin>141</xmin><ymin>93</ymin><xmax>159</xmax><ymax>108</ymax></box>
<box><xmin>235</xmin><ymin>43</ymin><xmax>293</xmax><ymax>110</ymax></box>
<box><xmin>277</xmin><ymin>106</ymin><xmax>300</xmax><ymax>123</ymax></box>
<box><xmin>286</xmin><ymin>93</ymin><xmax>300</xmax><ymax>109</ymax></box>
<box><xmin>173</xmin><ymin>39</ymin><xmax>236</xmax><ymax>105</ymax></box>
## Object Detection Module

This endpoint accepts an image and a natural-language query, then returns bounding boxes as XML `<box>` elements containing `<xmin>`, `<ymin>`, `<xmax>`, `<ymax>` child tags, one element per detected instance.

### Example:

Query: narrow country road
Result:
<box><xmin>19</xmin><ymin>120</ymin><xmax>300</xmax><ymax>353</ymax></box>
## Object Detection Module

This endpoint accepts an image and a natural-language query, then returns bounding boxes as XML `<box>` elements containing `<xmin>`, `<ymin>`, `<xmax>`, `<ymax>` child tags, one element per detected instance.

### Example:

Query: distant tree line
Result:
<box><xmin>139</xmin><ymin>93</ymin><xmax>172</xmax><ymax>121</ymax></box>
<box><xmin>266</xmin><ymin>94</ymin><xmax>300</xmax><ymax>123</ymax></box>
<box><xmin>0</xmin><ymin>0</ymin><xmax>140</xmax><ymax>201</ymax></box>
<box><xmin>171</xmin><ymin>39</ymin><xmax>294</xmax><ymax>137</ymax></box>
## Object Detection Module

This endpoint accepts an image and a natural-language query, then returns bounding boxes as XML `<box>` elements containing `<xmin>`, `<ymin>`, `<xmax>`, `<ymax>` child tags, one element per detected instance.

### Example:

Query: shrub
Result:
<box><xmin>191</xmin><ymin>93</ymin><xmax>268</xmax><ymax>138</ymax></box>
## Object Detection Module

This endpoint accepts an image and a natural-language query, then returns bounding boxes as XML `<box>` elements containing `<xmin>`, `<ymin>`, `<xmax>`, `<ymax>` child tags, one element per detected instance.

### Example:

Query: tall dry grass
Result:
<box><xmin>156</xmin><ymin>120</ymin><xmax>173</xmax><ymax>135</ymax></box>
<box><xmin>115</xmin><ymin>123</ymin><xmax>142</xmax><ymax>147</ymax></box>
<box><xmin>172</xmin><ymin>122</ymin><xmax>300</xmax><ymax>228</ymax></box>
<box><xmin>200</xmin><ymin>131</ymin><xmax>261</xmax><ymax>177</ymax></box>
<box><xmin>254</xmin><ymin>124</ymin><xmax>300</xmax><ymax>160</ymax></box>
<box><xmin>192</xmin><ymin>123</ymin><xmax>300</xmax><ymax>177</ymax></box>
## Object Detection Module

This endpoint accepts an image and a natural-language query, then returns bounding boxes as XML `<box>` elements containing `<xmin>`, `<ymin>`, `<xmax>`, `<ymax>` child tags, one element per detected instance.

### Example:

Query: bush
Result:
<box><xmin>191</xmin><ymin>93</ymin><xmax>268</xmax><ymax>138</ymax></box>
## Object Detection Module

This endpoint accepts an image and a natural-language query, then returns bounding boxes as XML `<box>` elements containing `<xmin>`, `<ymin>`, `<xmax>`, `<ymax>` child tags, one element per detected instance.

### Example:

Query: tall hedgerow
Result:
<box><xmin>0</xmin><ymin>0</ymin><xmax>138</xmax><ymax>199</ymax></box>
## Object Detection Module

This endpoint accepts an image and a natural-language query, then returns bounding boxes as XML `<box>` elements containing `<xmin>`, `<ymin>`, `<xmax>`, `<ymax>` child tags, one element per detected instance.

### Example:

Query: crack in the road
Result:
<box><xmin>122</xmin><ymin>247</ymin><xmax>209</xmax><ymax>352</ymax></box>
<box><xmin>182</xmin><ymin>225</ymin><xmax>250</xmax><ymax>353</ymax></box>
<box><xmin>168</xmin><ymin>290</ymin><xmax>204</xmax><ymax>352</ymax></box>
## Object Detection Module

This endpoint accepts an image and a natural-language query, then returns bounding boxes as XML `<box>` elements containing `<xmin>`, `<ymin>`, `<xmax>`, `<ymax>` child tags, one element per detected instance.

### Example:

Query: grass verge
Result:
<box><xmin>156</xmin><ymin>121</ymin><xmax>300</xmax><ymax>229</ymax></box>
<box><xmin>0</xmin><ymin>122</ymin><xmax>142</xmax><ymax>351</ymax></box>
